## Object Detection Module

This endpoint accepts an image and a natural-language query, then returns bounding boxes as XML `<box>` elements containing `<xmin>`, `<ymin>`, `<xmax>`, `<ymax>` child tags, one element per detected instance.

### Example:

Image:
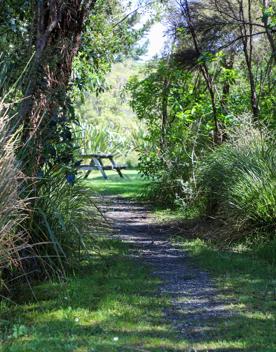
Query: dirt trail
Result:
<box><xmin>101</xmin><ymin>196</ymin><xmax>235</xmax><ymax>350</ymax></box>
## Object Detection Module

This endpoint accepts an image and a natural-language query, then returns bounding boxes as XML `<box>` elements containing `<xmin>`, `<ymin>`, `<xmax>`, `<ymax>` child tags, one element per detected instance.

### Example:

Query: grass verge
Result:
<box><xmin>173</xmin><ymin>237</ymin><xmax>276</xmax><ymax>351</ymax></box>
<box><xmin>0</xmin><ymin>237</ymin><xmax>188</xmax><ymax>352</ymax></box>
<box><xmin>151</xmin><ymin>206</ymin><xmax>276</xmax><ymax>350</ymax></box>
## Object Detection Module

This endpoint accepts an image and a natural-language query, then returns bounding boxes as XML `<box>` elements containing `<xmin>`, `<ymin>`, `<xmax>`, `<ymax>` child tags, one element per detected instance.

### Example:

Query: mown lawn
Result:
<box><xmin>84</xmin><ymin>169</ymin><xmax>148</xmax><ymax>199</ymax></box>
<box><xmin>149</xmin><ymin>206</ymin><xmax>276</xmax><ymax>351</ymax></box>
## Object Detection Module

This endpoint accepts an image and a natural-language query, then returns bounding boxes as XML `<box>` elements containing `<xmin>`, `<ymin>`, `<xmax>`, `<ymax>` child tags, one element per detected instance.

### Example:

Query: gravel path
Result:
<box><xmin>101</xmin><ymin>196</ymin><xmax>236</xmax><ymax>351</ymax></box>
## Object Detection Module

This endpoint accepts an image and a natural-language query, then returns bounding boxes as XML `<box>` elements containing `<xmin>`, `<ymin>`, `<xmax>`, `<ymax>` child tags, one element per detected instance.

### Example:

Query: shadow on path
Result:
<box><xmin>101</xmin><ymin>197</ymin><xmax>246</xmax><ymax>351</ymax></box>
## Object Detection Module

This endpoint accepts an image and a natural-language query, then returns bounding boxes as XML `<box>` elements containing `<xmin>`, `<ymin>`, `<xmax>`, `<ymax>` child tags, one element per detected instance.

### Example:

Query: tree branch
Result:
<box><xmin>217</xmin><ymin>31</ymin><xmax>267</xmax><ymax>51</ymax></box>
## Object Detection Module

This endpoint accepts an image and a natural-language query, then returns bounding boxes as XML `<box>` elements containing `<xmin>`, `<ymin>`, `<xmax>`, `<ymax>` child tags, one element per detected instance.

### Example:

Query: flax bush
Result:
<box><xmin>0</xmin><ymin>103</ymin><xmax>29</xmax><ymax>289</ymax></box>
<box><xmin>198</xmin><ymin>118</ymin><xmax>276</xmax><ymax>235</ymax></box>
<box><xmin>27</xmin><ymin>169</ymin><xmax>105</xmax><ymax>277</ymax></box>
<box><xmin>0</xmin><ymin>101</ymin><xmax>104</xmax><ymax>286</ymax></box>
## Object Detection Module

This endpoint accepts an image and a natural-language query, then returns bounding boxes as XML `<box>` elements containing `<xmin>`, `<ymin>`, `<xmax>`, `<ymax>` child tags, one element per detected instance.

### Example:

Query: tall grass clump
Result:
<box><xmin>0</xmin><ymin>120</ymin><xmax>105</xmax><ymax>287</ymax></box>
<box><xmin>26</xmin><ymin>170</ymin><xmax>105</xmax><ymax>278</ymax></box>
<box><xmin>198</xmin><ymin>117</ymin><xmax>276</xmax><ymax>238</ymax></box>
<box><xmin>0</xmin><ymin>103</ymin><xmax>29</xmax><ymax>290</ymax></box>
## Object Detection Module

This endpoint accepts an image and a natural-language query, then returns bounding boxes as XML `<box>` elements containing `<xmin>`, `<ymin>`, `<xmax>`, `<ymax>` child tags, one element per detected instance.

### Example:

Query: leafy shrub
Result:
<box><xmin>138</xmin><ymin>123</ymin><xmax>208</xmax><ymax>206</ymax></box>
<box><xmin>197</xmin><ymin>118</ymin><xmax>276</xmax><ymax>235</ymax></box>
<box><xmin>142</xmin><ymin>159</ymin><xmax>194</xmax><ymax>206</ymax></box>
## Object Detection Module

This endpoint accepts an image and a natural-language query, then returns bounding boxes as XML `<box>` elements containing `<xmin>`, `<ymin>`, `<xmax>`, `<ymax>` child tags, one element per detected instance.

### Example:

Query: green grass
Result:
<box><xmin>173</xmin><ymin>237</ymin><xmax>276</xmax><ymax>351</ymax></box>
<box><xmin>83</xmin><ymin>169</ymin><xmax>148</xmax><ymax>199</ymax></box>
<box><xmin>148</xmin><ymin>204</ymin><xmax>276</xmax><ymax>351</ymax></box>
<box><xmin>2</xmin><ymin>169</ymin><xmax>276</xmax><ymax>351</ymax></box>
<box><xmin>0</xmin><ymin>238</ymin><xmax>188</xmax><ymax>352</ymax></box>
<box><xmin>152</xmin><ymin>208</ymin><xmax>185</xmax><ymax>224</ymax></box>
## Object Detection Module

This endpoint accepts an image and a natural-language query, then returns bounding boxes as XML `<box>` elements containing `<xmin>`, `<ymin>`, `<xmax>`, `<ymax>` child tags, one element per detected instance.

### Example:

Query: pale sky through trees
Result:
<box><xmin>143</xmin><ymin>22</ymin><xmax>166</xmax><ymax>60</ymax></box>
<box><xmin>123</xmin><ymin>0</ymin><xmax>166</xmax><ymax>60</ymax></box>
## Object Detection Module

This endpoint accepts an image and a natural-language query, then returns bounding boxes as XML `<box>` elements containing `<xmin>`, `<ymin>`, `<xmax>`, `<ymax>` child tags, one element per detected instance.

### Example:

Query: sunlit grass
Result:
<box><xmin>2</xmin><ymin>235</ymin><xmax>268</xmax><ymax>351</ymax></box>
<box><xmin>148</xmin><ymin>199</ymin><xmax>276</xmax><ymax>350</ymax></box>
<box><xmin>153</xmin><ymin>208</ymin><xmax>190</xmax><ymax>223</ymax></box>
<box><xmin>83</xmin><ymin>169</ymin><xmax>148</xmax><ymax>199</ymax></box>
<box><xmin>173</xmin><ymin>237</ymin><xmax>276</xmax><ymax>351</ymax></box>
<box><xmin>0</xmin><ymin>239</ymin><xmax>186</xmax><ymax>352</ymax></box>
<box><xmin>2</xmin><ymin>170</ymin><xmax>276</xmax><ymax>351</ymax></box>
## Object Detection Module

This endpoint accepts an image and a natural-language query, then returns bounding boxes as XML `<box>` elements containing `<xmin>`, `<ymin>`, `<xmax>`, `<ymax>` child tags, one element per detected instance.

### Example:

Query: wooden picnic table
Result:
<box><xmin>78</xmin><ymin>153</ymin><xmax>126</xmax><ymax>179</ymax></box>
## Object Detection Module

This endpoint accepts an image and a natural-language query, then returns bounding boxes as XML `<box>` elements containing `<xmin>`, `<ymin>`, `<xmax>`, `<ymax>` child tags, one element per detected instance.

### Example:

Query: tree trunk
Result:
<box><xmin>182</xmin><ymin>0</ymin><xmax>222</xmax><ymax>144</ymax></box>
<box><xmin>20</xmin><ymin>0</ymin><xmax>97</xmax><ymax>176</ymax></box>
<box><xmin>160</xmin><ymin>77</ymin><xmax>170</xmax><ymax>150</ymax></box>
<box><xmin>239</xmin><ymin>0</ymin><xmax>260</xmax><ymax>121</ymax></box>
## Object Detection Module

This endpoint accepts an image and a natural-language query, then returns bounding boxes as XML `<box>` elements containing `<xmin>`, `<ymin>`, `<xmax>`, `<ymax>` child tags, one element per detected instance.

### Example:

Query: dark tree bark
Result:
<box><xmin>20</xmin><ymin>0</ymin><xmax>97</xmax><ymax>176</ymax></box>
<box><xmin>238</xmin><ymin>0</ymin><xmax>260</xmax><ymax>121</ymax></box>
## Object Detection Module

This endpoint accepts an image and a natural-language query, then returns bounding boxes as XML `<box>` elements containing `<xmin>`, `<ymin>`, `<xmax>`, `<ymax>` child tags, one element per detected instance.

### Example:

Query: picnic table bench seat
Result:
<box><xmin>78</xmin><ymin>153</ymin><xmax>127</xmax><ymax>179</ymax></box>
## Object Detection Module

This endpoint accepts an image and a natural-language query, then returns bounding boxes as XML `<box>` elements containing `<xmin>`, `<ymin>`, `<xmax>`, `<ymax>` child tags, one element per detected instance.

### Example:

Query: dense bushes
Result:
<box><xmin>135</xmin><ymin>106</ymin><xmax>275</xmax><ymax>244</ymax></box>
<box><xmin>128</xmin><ymin>61</ymin><xmax>210</xmax><ymax>205</ymax></box>
<box><xmin>126</xmin><ymin>0</ymin><xmax>275</xmax><ymax>249</ymax></box>
<box><xmin>198</xmin><ymin>120</ymin><xmax>276</xmax><ymax>236</ymax></box>
<box><xmin>141</xmin><ymin>117</ymin><xmax>276</xmax><ymax>241</ymax></box>
<box><xmin>127</xmin><ymin>3</ymin><xmax>275</xmax><ymax>247</ymax></box>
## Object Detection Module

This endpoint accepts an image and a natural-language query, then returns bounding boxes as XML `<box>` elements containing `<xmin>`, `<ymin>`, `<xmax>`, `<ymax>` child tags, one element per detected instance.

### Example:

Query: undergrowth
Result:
<box><xmin>28</xmin><ymin>171</ymin><xmax>104</xmax><ymax>278</ymax></box>
<box><xmin>144</xmin><ymin>118</ymin><xmax>276</xmax><ymax>261</ymax></box>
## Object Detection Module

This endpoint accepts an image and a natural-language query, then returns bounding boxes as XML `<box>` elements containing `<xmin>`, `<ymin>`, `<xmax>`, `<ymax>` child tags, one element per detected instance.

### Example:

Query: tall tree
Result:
<box><xmin>19</xmin><ymin>1</ymin><xmax>97</xmax><ymax>176</ymax></box>
<box><xmin>168</xmin><ymin>0</ymin><xmax>275</xmax><ymax>123</ymax></box>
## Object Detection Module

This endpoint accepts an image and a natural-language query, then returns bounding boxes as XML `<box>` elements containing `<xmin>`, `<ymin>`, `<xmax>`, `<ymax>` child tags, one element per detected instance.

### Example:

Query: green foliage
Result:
<box><xmin>76</xmin><ymin>61</ymin><xmax>144</xmax><ymax>165</ymax></box>
<box><xmin>127</xmin><ymin>0</ymin><xmax>275</xmax><ymax>246</ymax></box>
<box><xmin>197</xmin><ymin>118</ymin><xmax>276</xmax><ymax>235</ymax></box>
<box><xmin>127</xmin><ymin>60</ymin><xmax>211</xmax><ymax>204</ymax></box>
<box><xmin>73</xmin><ymin>1</ymin><xmax>151</xmax><ymax>97</ymax></box>
<box><xmin>27</xmin><ymin>171</ymin><xmax>103</xmax><ymax>276</ymax></box>
<box><xmin>0</xmin><ymin>0</ymin><xmax>32</xmax><ymax>92</ymax></box>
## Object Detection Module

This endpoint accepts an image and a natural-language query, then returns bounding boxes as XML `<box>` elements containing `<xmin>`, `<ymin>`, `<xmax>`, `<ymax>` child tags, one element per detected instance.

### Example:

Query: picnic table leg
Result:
<box><xmin>109</xmin><ymin>157</ymin><xmax>124</xmax><ymax>178</ymax></box>
<box><xmin>84</xmin><ymin>158</ymin><xmax>93</xmax><ymax>179</ymax></box>
<box><xmin>116</xmin><ymin>168</ymin><xmax>124</xmax><ymax>178</ymax></box>
<box><xmin>94</xmin><ymin>157</ymin><xmax>108</xmax><ymax>179</ymax></box>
